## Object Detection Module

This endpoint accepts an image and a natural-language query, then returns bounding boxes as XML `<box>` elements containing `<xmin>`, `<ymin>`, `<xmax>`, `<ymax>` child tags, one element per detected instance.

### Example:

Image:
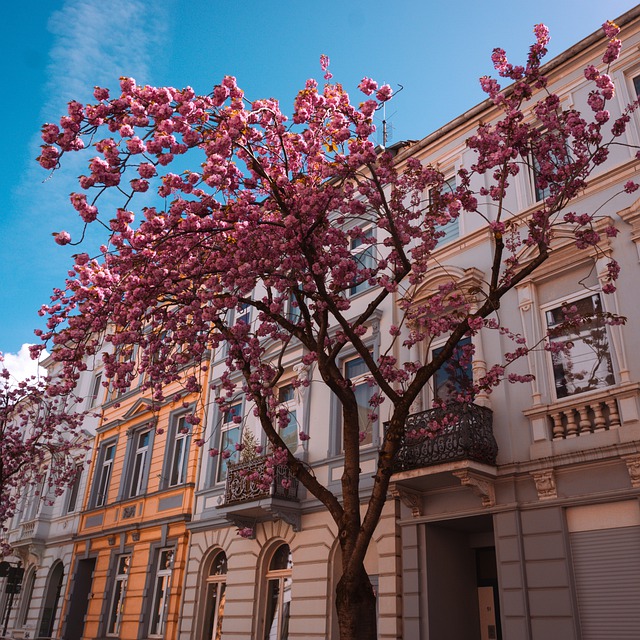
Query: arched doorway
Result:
<box><xmin>38</xmin><ymin>561</ymin><xmax>64</xmax><ymax>638</ymax></box>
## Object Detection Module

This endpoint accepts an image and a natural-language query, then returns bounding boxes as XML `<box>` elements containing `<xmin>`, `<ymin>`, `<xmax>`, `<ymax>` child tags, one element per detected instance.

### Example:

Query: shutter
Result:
<box><xmin>570</xmin><ymin>526</ymin><xmax>640</xmax><ymax>640</ymax></box>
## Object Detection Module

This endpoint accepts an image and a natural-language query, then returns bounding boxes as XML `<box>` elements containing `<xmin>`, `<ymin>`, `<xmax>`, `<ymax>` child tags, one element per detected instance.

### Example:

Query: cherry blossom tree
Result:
<box><xmin>0</xmin><ymin>360</ymin><xmax>87</xmax><ymax>557</ymax></box>
<box><xmin>35</xmin><ymin>22</ymin><xmax>636</xmax><ymax>639</ymax></box>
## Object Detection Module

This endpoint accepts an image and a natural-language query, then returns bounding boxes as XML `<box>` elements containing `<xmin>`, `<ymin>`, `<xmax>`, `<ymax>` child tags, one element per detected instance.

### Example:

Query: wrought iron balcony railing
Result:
<box><xmin>223</xmin><ymin>456</ymin><xmax>299</xmax><ymax>505</ymax></box>
<box><xmin>393</xmin><ymin>403</ymin><xmax>497</xmax><ymax>473</ymax></box>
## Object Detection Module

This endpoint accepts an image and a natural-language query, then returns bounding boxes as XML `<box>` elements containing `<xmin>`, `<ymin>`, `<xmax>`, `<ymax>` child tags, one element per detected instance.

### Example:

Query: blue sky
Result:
<box><xmin>0</xmin><ymin>0</ymin><xmax>636</xmax><ymax>374</ymax></box>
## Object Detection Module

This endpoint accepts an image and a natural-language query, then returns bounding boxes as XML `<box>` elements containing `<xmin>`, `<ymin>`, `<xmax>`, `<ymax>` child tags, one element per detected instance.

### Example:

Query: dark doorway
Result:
<box><xmin>425</xmin><ymin>515</ymin><xmax>502</xmax><ymax>640</ymax></box>
<box><xmin>63</xmin><ymin>557</ymin><xmax>96</xmax><ymax>640</ymax></box>
<box><xmin>38</xmin><ymin>562</ymin><xmax>64</xmax><ymax>638</ymax></box>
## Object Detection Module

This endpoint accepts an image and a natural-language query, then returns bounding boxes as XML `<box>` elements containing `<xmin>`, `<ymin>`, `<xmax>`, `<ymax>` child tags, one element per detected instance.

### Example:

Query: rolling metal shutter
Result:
<box><xmin>570</xmin><ymin>526</ymin><xmax>640</xmax><ymax>640</ymax></box>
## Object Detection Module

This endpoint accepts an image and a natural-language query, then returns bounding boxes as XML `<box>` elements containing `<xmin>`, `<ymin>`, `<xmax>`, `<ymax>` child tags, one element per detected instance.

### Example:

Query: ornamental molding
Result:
<box><xmin>621</xmin><ymin>453</ymin><xmax>640</xmax><ymax>488</ymax></box>
<box><xmin>530</xmin><ymin>468</ymin><xmax>557</xmax><ymax>500</ymax></box>
<box><xmin>452</xmin><ymin>469</ymin><xmax>496</xmax><ymax>507</ymax></box>
<box><xmin>389</xmin><ymin>485</ymin><xmax>423</xmax><ymax>517</ymax></box>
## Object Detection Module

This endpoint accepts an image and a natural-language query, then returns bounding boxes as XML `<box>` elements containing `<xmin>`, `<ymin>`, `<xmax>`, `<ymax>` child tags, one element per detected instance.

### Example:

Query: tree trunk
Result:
<box><xmin>336</xmin><ymin>563</ymin><xmax>377</xmax><ymax>640</ymax></box>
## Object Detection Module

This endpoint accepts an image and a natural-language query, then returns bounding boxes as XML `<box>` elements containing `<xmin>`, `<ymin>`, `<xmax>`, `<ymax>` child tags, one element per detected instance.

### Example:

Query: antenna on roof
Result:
<box><xmin>377</xmin><ymin>84</ymin><xmax>404</xmax><ymax>149</ymax></box>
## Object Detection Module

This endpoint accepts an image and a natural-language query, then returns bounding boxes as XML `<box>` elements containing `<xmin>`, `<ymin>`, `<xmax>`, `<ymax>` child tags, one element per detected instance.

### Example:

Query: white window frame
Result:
<box><xmin>262</xmin><ymin>544</ymin><xmax>293</xmax><ymax>640</ymax></box>
<box><xmin>216</xmin><ymin>402</ymin><xmax>243</xmax><ymax>483</ymax></box>
<box><xmin>167</xmin><ymin>416</ymin><xmax>190</xmax><ymax>488</ymax></box>
<box><xmin>65</xmin><ymin>464</ymin><xmax>83</xmax><ymax>514</ymax></box>
<box><xmin>94</xmin><ymin>442</ymin><xmax>116</xmax><ymax>508</ymax></box>
<box><xmin>543</xmin><ymin>291</ymin><xmax>615</xmax><ymax>400</ymax></box>
<box><xmin>88</xmin><ymin>372</ymin><xmax>103</xmax><ymax>409</ymax></box>
<box><xmin>201</xmin><ymin>551</ymin><xmax>227</xmax><ymax>640</ymax></box>
<box><xmin>430</xmin><ymin>174</ymin><xmax>460</xmax><ymax>245</ymax></box>
<box><xmin>148</xmin><ymin>548</ymin><xmax>174</xmax><ymax>638</ymax></box>
<box><xmin>277</xmin><ymin>383</ymin><xmax>299</xmax><ymax>451</ymax></box>
<box><xmin>106</xmin><ymin>554</ymin><xmax>130</xmax><ymax>636</ymax></box>
<box><xmin>128</xmin><ymin>428</ymin><xmax>152</xmax><ymax>497</ymax></box>
<box><xmin>349</xmin><ymin>225</ymin><xmax>376</xmax><ymax>296</ymax></box>
<box><xmin>341</xmin><ymin>353</ymin><xmax>377</xmax><ymax>449</ymax></box>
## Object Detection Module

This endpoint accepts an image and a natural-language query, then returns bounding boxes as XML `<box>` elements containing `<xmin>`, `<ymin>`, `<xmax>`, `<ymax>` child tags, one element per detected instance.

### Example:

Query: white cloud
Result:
<box><xmin>18</xmin><ymin>0</ymin><xmax>169</xmax><ymax>239</ymax></box>
<box><xmin>1</xmin><ymin>344</ymin><xmax>49</xmax><ymax>383</ymax></box>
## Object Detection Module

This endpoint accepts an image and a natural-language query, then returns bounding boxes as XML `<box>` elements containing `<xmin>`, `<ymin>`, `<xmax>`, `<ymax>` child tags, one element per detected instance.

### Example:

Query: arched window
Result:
<box><xmin>18</xmin><ymin>567</ymin><xmax>36</xmax><ymax>628</ymax></box>
<box><xmin>263</xmin><ymin>544</ymin><xmax>293</xmax><ymax>640</ymax></box>
<box><xmin>202</xmin><ymin>551</ymin><xmax>227</xmax><ymax>640</ymax></box>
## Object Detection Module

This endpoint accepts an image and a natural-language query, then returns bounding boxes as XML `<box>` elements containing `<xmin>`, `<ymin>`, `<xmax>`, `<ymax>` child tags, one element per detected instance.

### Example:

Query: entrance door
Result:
<box><xmin>63</xmin><ymin>557</ymin><xmax>96</xmax><ymax>640</ymax></box>
<box><xmin>38</xmin><ymin>562</ymin><xmax>64</xmax><ymax>638</ymax></box>
<box><xmin>425</xmin><ymin>515</ymin><xmax>502</xmax><ymax>640</ymax></box>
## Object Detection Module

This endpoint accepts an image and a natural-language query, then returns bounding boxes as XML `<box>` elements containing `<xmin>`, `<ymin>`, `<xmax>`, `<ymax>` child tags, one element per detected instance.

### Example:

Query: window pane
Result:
<box><xmin>547</xmin><ymin>295</ymin><xmax>614</xmax><ymax>398</ymax></box>
<box><xmin>66</xmin><ymin>465</ymin><xmax>82</xmax><ymax>513</ymax></box>
<box><xmin>150</xmin><ymin>550</ymin><xmax>173</xmax><ymax>636</ymax></box>
<box><xmin>264</xmin><ymin>578</ymin><xmax>280</xmax><ymax>640</ymax></box>
<box><xmin>96</xmin><ymin>444</ymin><xmax>115</xmax><ymax>507</ymax></box>
<box><xmin>89</xmin><ymin>373</ymin><xmax>103</xmax><ymax>408</ymax></box>
<box><xmin>210</xmin><ymin>552</ymin><xmax>228</xmax><ymax>576</ymax></box>
<box><xmin>218</xmin><ymin>426</ymin><xmax>241</xmax><ymax>481</ymax></box>
<box><xmin>107</xmin><ymin>555</ymin><xmax>130</xmax><ymax>635</ymax></box>
<box><xmin>269</xmin><ymin>545</ymin><xmax>292</xmax><ymax>571</ymax></box>
<box><xmin>433</xmin><ymin>337</ymin><xmax>473</xmax><ymax>403</ymax></box>
<box><xmin>280</xmin><ymin>410</ymin><xmax>298</xmax><ymax>450</ymax></box>
<box><xmin>278</xmin><ymin>385</ymin><xmax>295</xmax><ymax>403</ymax></box>
<box><xmin>430</xmin><ymin>176</ymin><xmax>459</xmax><ymax>245</ymax></box>
<box><xmin>204</xmin><ymin>581</ymin><xmax>226</xmax><ymax>640</ymax></box>
<box><xmin>170</xmin><ymin>436</ymin><xmax>186</xmax><ymax>486</ymax></box>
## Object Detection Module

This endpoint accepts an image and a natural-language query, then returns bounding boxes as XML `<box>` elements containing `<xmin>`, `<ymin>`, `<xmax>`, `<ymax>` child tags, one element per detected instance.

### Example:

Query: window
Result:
<box><xmin>93</xmin><ymin>442</ymin><xmax>116</xmax><ymax>508</ymax></box>
<box><xmin>18</xmin><ymin>568</ymin><xmax>36</xmax><ymax>628</ymax></box>
<box><xmin>278</xmin><ymin>385</ymin><xmax>299</xmax><ymax>451</ymax></box>
<box><xmin>128</xmin><ymin>428</ymin><xmax>152</xmax><ymax>497</ymax></box>
<box><xmin>432</xmin><ymin>336</ymin><xmax>474</xmax><ymax>403</ymax></box>
<box><xmin>546</xmin><ymin>293</ymin><xmax>614</xmax><ymax>399</ymax></box>
<box><xmin>349</xmin><ymin>227</ymin><xmax>376</xmax><ymax>296</ymax></box>
<box><xmin>286</xmin><ymin>291</ymin><xmax>301</xmax><ymax>323</ymax></box>
<box><xmin>65</xmin><ymin>465</ymin><xmax>83</xmax><ymax>513</ymax></box>
<box><xmin>235</xmin><ymin>302</ymin><xmax>251</xmax><ymax>326</ymax></box>
<box><xmin>633</xmin><ymin>74</ymin><xmax>640</xmax><ymax>98</ymax></box>
<box><xmin>107</xmin><ymin>555</ymin><xmax>130</xmax><ymax>636</ymax></box>
<box><xmin>88</xmin><ymin>372</ymin><xmax>103</xmax><ymax>408</ymax></box>
<box><xmin>202</xmin><ymin>551</ymin><xmax>227</xmax><ymax>640</ymax></box>
<box><xmin>167</xmin><ymin>416</ymin><xmax>190</xmax><ymax>487</ymax></box>
<box><xmin>430</xmin><ymin>175</ymin><xmax>459</xmax><ymax>245</ymax></box>
<box><xmin>342</xmin><ymin>355</ymin><xmax>376</xmax><ymax>447</ymax></box>
<box><xmin>18</xmin><ymin>476</ymin><xmax>45</xmax><ymax>523</ymax></box>
<box><xmin>529</xmin><ymin>130</ymin><xmax>572</xmax><ymax>203</ymax></box>
<box><xmin>217</xmin><ymin>402</ymin><xmax>243</xmax><ymax>483</ymax></box>
<box><xmin>149</xmin><ymin>548</ymin><xmax>174</xmax><ymax>637</ymax></box>
<box><xmin>263</xmin><ymin>544</ymin><xmax>293</xmax><ymax>640</ymax></box>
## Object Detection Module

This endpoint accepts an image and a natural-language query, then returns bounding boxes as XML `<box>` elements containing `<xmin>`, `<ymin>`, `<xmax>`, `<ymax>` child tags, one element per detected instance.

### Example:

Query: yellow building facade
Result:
<box><xmin>61</xmin><ymin>373</ymin><xmax>207</xmax><ymax>640</ymax></box>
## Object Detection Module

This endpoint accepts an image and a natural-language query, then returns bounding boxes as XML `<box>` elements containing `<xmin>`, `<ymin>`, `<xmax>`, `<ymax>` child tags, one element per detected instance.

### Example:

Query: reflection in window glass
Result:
<box><xmin>169</xmin><ymin>417</ymin><xmax>189</xmax><ymax>487</ymax></box>
<box><xmin>546</xmin><ymin>294</ymin><xmax>614</xmax><ymax>399</ymax></box>
<box><xmin>129</xmin><ymin>429</ymin><xmax>151</xmax><ymax>497</ymax></box>
<box><xmin>349</xmin><ymin>228</ymin><xmax>376</xmax><ymax>296</ymax></box>
<box><xmin>432</xmin><ymin>336</ymin><xmax>473</xmax><ymax>403</ymax></box>
<box><xmin>107</xmin><ymin>555</ymin><xmax>130</xmax><ymax>635</ymax></box>
<box><xmin>264</xmin><ymin>545</ymin><xmax>293</xmax><ymax>640</ymax></box>
<box><xmin>203</xmin><ymin>552</ymin><xmax>227</xmax><ymax>640</ymax></box>
<box><xmin>278</xmin><ymin>384</ymin><xmax>298</xmax><ymax>451</ymax></box>
<box><xmin>149</xmin><ymin>549</ymin><xmax>174</xmax><ymax>637</ymax></box>
<box><xmin>343</xmin><ymin>356</ymin><xmax>375</xmax><ymax>447</ymax></box>
<box><xmin>95</xmin><ymin>443</ymin><xmax>116</xmax><ymax>507</ymax></box>
<box><xmin>218</xmin><ymin>403</ymin><xmax>242</xmax><ymax>482</ymax></box>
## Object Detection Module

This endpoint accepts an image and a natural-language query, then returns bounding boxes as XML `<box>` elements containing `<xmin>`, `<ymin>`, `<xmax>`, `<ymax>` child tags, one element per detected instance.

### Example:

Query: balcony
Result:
<box><xmin>393</xmin><ymin>403</ymin><xmax>497</xmax><ymax>473</ymax></box>
<box><xmin>217</xmin><ymin>457</ymin><xmax>301</xmax><ymax>535</ymax></box>
<box><xmin>525</xmin><ymin>383</ymin><xmax>640</xmax><ymax>459</ymax></box>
